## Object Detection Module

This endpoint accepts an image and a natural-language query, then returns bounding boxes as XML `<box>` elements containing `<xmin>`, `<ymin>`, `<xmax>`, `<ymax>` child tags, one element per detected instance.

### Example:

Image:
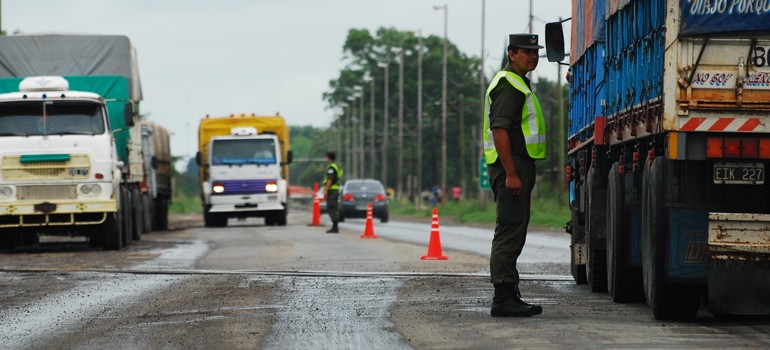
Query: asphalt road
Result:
<box><xmin>0</xmin><ymin>210</ymin><xmax>769</xmax><ymax>349</ymax></box>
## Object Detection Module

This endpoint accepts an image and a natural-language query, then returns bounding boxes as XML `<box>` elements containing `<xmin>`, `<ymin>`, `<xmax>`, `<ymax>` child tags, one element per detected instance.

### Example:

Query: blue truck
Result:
<box><xmin>546</xmin><ymin>0</ymin><xmax>770</xmax><ymax>319</ymax></box>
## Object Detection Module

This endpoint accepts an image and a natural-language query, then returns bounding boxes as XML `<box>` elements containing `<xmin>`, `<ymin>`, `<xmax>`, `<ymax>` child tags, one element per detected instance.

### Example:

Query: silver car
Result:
<box><xmin>339</xmin><ymin>179</ymin><xmax>389</xmax><ymax>223</ymax></box>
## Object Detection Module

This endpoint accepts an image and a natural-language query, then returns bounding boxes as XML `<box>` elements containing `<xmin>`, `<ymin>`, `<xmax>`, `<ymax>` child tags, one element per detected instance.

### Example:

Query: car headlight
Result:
<box><xmin>265</xmin><ymin>182</ymin><xmax>278</xmax><ymax>193</ymax></box>
<box><xmin>0</xmin><ymin>186</ymin><xmax>13</xmax><ymax>198</ymax></box>
<box><xmin>79</xmin><ymin>184</ymin><xmax>103</xmax><ymax>196</ymax></box>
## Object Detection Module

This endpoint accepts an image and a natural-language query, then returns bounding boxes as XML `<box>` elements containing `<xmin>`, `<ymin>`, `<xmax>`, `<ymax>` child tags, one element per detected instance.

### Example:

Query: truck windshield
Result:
<box><xmin>0</xmin><ymin>101</ymin><xmax>105</xmax><ymax>136</ymax></box>
<box><xmin>211</xmin><ymin>138</ymin><xmax>277</xmax><ymax>165</ymax></box>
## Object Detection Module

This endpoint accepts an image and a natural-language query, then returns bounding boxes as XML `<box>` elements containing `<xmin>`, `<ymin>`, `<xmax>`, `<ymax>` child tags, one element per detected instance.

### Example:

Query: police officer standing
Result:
<box><xmin>483</xmin><ymin>34</ymin><xmax>547</xmax><ymax>317</ymax></box>
<box><xmin>323</xmin><ymin>151</ymin><xmax>344</xmax><ymax>233</ymax></box>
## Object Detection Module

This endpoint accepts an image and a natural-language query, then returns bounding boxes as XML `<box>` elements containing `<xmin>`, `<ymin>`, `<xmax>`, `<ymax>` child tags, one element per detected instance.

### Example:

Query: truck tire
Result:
<box><xmin>606</xmin><ymin>162</ymin><xmax>645</xmax><ymax>303</ymax></box>
<box><xmin>642</xmin><ymin>157</ymin><xmax>700</xmax><ymax>320</ymax></box>
<box><xmin>0</xmin><ymin>230</ymin><xmax>18</xmax><ymax>250</ymax></box>
<box><xmin>142</xmin><ymin>192</ymin><xmax>153</xmax><ymax>233</ymax></box>
<box><xmin>156</xmin><ymin>197</ymin><xmax>169</xmax><ymax>231</ymax></box>
<box><xmin>203</xmin><ymin>206</ymin><xmax>227</xmax><ymax>227</ymax></box>
<box><xmin>131</xmin><ymin>187</ymin><xmax>143</xmax><ymax>240</ymax></box>
<box><xmin>121</xmin><ymin>187</ymin><xmax>132</xmax><ymax>247</ymax></box>
<box><xmin>585</xmin><ymin>166</ymin><xmax>608</xmax><ymax>293</ymax></box>
<box><xmin>569</xmin><ymin>202</ymin><xmax>588</xmax><ymax>285</ymax></box>
<box><xmin>276</xmin><ymin>209</ymin><xmax>287</xmax><ymax>226</ymax></box>
<box><xmin>101</xmin><ymin>211</ymin><xmax>123</xmax><ymax>251</ymax></box>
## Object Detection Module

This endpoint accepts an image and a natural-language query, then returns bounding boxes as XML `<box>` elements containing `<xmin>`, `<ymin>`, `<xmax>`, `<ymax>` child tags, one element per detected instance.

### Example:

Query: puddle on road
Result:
<box><xmin>262</xmin><ymin>276</ymin><xmax>410</xmax><ymax>350</ymax></box>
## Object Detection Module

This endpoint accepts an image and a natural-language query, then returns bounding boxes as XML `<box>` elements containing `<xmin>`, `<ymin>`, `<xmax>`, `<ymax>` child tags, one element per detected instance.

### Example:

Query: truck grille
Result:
<box><xmin>16</xmin><ymin>185</ymin><xmax>77</xmax><ymax>200</ymax></box>
<box><xmin>216</xmin><ymin>179</ymin><xmax>274</xmax><ymax>195</ymax></box>
<box><xmin>1</xmin><ymin>154</ymin><xmax>90</xmax><ymax>180</ymax></box>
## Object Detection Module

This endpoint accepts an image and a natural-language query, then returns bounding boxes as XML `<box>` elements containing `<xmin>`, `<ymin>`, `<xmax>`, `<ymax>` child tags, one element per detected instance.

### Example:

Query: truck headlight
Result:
<box><xmin>265</xmin><ymin>182</ymin><xmax>278</xmax><ymax>193</ymax></box>
<box><xmin>0</xmin><ymin>186</ymin><xmax>13</xmax><ymax>198</ymax></box>
<box><xmin>213</xmin><ymin>182</ymin><xmax>225</xmax><ymax>194</ymax></box>
<box><xmin>79</xmin><ymin>184</ymin><xmax>103</xmax><ymax>196</ymax></box>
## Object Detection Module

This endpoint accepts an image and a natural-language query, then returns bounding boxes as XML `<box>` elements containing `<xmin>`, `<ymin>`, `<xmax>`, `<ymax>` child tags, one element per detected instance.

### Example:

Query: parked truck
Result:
<box><xmin>141</xmin><ymin>120</ymin><xmax>172</xmax><ymax>231</ymax></box>
<box><xmin>197</xmin><ymin>114</ymin><xmax>292</xmax><ymax>227</ymax></box>
<box><xmin>0</xmin><ymin>34</ymin><xmax>154</xmax><ymax>248</ymax></box>
<box><xmin>0</xmin><ymin>76</ymin><xmax>125</xmax><ymax>250</ymax></box>
<box><xmin>547</xmin><ymin>0</ymin><xmax>770</xmax><ymax>319</ymax></box>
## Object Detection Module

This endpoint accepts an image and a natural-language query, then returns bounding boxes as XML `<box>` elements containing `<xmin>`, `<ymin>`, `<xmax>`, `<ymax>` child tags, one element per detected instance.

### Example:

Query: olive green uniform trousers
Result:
<box><xmin>488</xmin><ymin>154</ymin><xmax>536</xmax><ymax>285</ymax></box>
<box><xmin>326</xmin><ymin>189</ymin><xmax>340</xmax><ymax>222</ymax></box>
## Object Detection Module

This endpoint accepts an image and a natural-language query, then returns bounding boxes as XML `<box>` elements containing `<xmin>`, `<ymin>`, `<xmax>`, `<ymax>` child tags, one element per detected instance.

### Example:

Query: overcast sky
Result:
<box><xmin>4</xmin><ymin>0</ymin><xmax>571</xmax><ymax>159</ymax></box>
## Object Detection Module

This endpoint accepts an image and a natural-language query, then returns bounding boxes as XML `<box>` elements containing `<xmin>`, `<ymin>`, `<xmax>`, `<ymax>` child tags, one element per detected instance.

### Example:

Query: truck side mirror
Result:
<box><xmin>545</xmin><ymin>22</ymin><xmax>566</xmax><ymax>63</ymax></box>
<box><xmin>195</xmin><ymin>151</ymin><xmax>201</xmax><ymax>166</ymax></box>
<box><xmin>124</xmin><ymin>102</ymin><xmax>135</xmax><ymax>127</ymax></box>
<box><xmin>286</xmin><ymin>150</ymin><xmax>293</xmax><ymax>165</ymax></box>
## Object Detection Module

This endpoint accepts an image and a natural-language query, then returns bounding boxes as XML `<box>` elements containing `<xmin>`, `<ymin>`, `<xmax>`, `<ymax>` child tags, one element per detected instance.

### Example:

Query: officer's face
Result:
<box><xmin>509</xmin><ymin>48</ymin><xmax>539</xmax><ymax>75</ymax></box>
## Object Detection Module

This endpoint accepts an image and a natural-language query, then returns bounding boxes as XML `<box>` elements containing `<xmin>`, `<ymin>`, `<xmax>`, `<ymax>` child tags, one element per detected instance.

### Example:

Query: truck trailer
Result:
<box><xmin>197</xmin><ymin>114</ymin><xmax>292</xmax><ymax>227</ymax></box>
<box><xmin>140</xmin><ymin>120</ymin><xmax>172</xmax><ymax>231</ymax></box>
<box><xmin>547</xmin><ymin>0</ymin><xmax>770</xmax><ymax>319</ymax></box>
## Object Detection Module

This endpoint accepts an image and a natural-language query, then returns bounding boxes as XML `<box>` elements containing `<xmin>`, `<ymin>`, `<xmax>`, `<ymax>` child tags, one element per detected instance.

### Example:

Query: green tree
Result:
<box><xmin>323</xmin><ymin>27</ymin><xmax>482</xmax><ymax>200</ymax></box>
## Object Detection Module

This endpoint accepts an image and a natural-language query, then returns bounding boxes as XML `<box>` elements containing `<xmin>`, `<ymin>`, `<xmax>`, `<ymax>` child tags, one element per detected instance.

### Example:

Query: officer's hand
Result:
<box><xmin>505</xmin><ymin>174</ymin><xmax>523</xmax><ymax>197</ymax></box>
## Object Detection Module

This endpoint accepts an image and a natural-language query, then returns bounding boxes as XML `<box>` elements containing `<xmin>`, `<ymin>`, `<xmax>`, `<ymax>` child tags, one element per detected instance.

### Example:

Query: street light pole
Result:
<box><xmin>417</xmin><ymin>31</ymin><xmax>424</xmax><ymax>209</ymax></box>
<box><xmin>378</xmin><ymin>63</ymin><xmax>390</xmax><ymax>188</ymax></box>
<box><xmin>392</xmin><ymin>47</ymin><xmax>404</xmax><ymax>203</ymax></box>
<box><xmin>359</xmin><ymin>87</ymin><xmax>365</xmax><ymax>178</ymax></box>
<box><xmin>369</xmin><ymin>77</ymin><xmax>376</xmax><ymax>179</ymax></box>
<box><xmin>435</xmin><ymin>4</ymin><xmax>448</xmax><ymax>205</ymax></box>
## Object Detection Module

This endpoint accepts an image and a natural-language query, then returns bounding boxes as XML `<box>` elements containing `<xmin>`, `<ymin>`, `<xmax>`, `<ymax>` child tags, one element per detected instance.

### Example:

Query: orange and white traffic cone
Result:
<box><xmin>309</xmin><ymin>182</ymin><xmax>322</xmax><ymax>227</ymax></box>
<box><xmin>360</xmin><ymin>202</ymin><xmax>378</xmax><ymax>239</ymax></box>
<box><xmin>421</xmin><ymin>208</ymin><xmax>448</xmax><ymax>260</ymax></box>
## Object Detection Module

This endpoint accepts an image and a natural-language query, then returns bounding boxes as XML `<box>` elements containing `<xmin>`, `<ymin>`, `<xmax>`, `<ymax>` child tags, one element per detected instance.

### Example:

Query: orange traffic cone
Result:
<box><xmin>360</xmin><ymin>202</ymin><xmax>378</xmax><ymax>239</ymax></box>
<box><xmin>309</xmin><ymin>182</ymin><xmax>322</xmax><ymax>227</ymax></box>
<box><xmin>421</xmin><ymin>208</ymin><xmax>448</xmax><ymax>260</ymax></box>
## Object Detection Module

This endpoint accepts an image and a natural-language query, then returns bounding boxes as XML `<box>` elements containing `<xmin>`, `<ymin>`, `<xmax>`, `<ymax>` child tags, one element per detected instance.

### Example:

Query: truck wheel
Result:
<box><xmin>156</xmin><ymin>197</ymin><xmax>169</xmax><ymax>231</ymax></box>
<box><xmin>131</xmin><ymin>187</ymin><xmax>143</xmax><ymax>240</ymax></box>
<box><xmin>585</xmin><ymin>166</ymin><xmax>608</xmax><ymax>293</ymax></box>
<box><xmin>0</xmin><ymin>230</ymin><xmax>18</xmax><ymax>250</ymax></box>
<box><xmin>606</xmin><ymin>162</ymin><xmax>645</xmax><ymax>303</ymax></box>
<box><xmin>121</xmin><ymin>187</ymin><xmax>132</xmax><ymax>247</ymax></box>
<box><xmin>569</xmin><ymin>201</ymin><xmax>588</xmax><ymax>285</ymax></box>
<box><xmin>642</xmin><ymin>157</ymin><xmax>700</xmax><ymax>320</ymax></box>
<box><xmin>101</xmin><ymin>211</ymin><xmax>123</xmax><ymax>251</ymax></box>
<box><xmin>142</xmin><ymin>192</ymin><xmax>153</xmax><ymax>233</ymax></box>
<box><xmin>276</xmin><ymin>209</ymin><xmax>287</xmax><ymax>226</ymax></box>
<box><xmin>203</xmin><ymin>206</ymin><xmax>216</xmax><ymax>227</ymax></box>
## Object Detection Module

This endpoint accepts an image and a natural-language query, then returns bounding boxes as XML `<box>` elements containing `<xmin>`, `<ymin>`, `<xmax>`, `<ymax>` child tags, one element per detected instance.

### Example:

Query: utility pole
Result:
<box><xmin>434</xmin><ymin>4</ymin><xmax>448</xmax><ymax>205</ymax></box>
<box><xmin>359</xmin><ymin>90</ymin><xmax>365</xmax><ymax>178</ymax></box>
<box><xmin>417</xmin><ymin>31</ymin><xmax>424</xmax><ymax>209</ymax></box>
<box><xmin>557</xmin><ymin>17</ymin><xmax>566</xmax><ymax>195</ymax></box>
<box><xmin>369</xmin><ymin>77</ymin><xmax>375</xmax><ymax>179</ymax></box>
<box><xmin>396</xmin><ymin>48</ymin><xmax>404</xmax><ymax>202</ymax></box>
<box><xmin>345</xmin><ymin>104</ymin><xmax>351</xmax><ymax>169</ymax></box>
<box><xmin>378</xmin><ymin>63</ymin><xmax>390</xmax><ymax>188</ymax></box>
<box><xmin>478</xmin><ymin>0</ymin><xmax>486</xmax><ymax>202</ymax></box>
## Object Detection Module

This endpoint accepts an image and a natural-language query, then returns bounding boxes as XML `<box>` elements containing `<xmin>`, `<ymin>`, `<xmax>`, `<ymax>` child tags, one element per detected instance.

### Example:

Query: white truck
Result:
<box><xmin>0</xmin><ymin>76</ymin><xmax>124</xmax><ymax>250</ymax></box>
<box><xmin>197</xmin><ymin>114</ymin><xmax>292</xmax><ymax>227</ymax></box>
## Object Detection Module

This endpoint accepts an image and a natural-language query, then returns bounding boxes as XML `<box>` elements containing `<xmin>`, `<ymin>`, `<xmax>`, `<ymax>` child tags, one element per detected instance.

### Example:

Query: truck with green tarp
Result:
<box><xmin>0</xmin><ymin>34</ymin><xmax>153</xmax><ymax>249</ymax></box>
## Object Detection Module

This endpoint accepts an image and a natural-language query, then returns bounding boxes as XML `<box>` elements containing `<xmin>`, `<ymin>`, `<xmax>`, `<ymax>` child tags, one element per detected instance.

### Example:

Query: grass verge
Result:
<box><xmin>390</xmin><ymin>193</ymin><xmax>569</xmax><ymax>230</ymax></box>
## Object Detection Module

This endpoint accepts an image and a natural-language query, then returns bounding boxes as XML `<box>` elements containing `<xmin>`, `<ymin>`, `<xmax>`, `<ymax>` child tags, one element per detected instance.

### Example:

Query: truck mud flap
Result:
<box><xmin>708</xmin><ymin>213</ymin><xmax>770</xmax><ymax>316</ymax></box>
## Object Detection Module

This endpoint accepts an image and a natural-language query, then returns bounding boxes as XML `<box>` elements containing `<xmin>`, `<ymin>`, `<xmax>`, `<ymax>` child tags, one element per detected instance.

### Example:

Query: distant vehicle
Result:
<box><xmin>339</xmin><ymin>179</ymin><xmax>388</xmax><ymax>223</ymax></box>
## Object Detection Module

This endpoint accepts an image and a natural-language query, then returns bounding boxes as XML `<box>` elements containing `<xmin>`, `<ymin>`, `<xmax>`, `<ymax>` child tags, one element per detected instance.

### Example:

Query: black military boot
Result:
<box><xmin>490</xmin><ymin>283</ymin><xmax>543</xmax><ymax>317</ymax></box>
<box><xmin>326</xmin><ymin>222</ymin><xmax>339</xmax><ymax>234</ymax></box>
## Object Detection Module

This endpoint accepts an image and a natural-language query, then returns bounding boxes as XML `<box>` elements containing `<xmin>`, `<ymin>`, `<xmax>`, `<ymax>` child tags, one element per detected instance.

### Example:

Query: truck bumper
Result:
<box><xmin>708</xmin><ymin>213</ymin><xmax>770</xmax><ymax>316</ymax></box>
<box><xmin>209</xmin><ymin>194</ymin><xmax>284</xmax><ymax>213</ymax></box>
<box><xmin>0</xmin><ymin>199</ymin><xmax>118</xmax><ymax>228</ymax></box>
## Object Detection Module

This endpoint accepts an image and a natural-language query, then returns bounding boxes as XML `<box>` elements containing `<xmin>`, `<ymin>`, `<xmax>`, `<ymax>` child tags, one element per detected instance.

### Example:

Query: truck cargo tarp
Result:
<box><xmin>0</xmin><ymin>35</ymin><xmax>142</xmax><ymax>101</ymax></box>
<box><xmin>571</xmin><ymin>0</ymin><xmax>606</xmax><ymax>64</ymax></box>
<box><xmin>681</xmin><ymin>2</ymin><xmax>770</xmax><ymax>36</ymax></box>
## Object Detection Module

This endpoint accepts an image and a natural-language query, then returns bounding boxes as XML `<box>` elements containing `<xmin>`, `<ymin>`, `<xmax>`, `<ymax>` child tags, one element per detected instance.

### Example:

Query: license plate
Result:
<box><xmin>356</xmin><ymin>205</ymin><xmax>368</xmax><ymax>211</ymax></box>
<box><xmin>713</xmin><ymin>162</ymin><xmax>764</xmax><ymax>185</ymax></box>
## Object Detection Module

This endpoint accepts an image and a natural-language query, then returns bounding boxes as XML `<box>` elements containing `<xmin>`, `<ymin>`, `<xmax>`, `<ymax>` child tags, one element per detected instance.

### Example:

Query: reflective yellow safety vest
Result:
<box><xmin>482</xmin><ymin>70</ymin><xmax>547</xmax><ymax>163</ymax></box>
<box><xmin>324</xmin><ymin>162</ymin><xmax>344</xmax><ymax>190</ymax></box>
